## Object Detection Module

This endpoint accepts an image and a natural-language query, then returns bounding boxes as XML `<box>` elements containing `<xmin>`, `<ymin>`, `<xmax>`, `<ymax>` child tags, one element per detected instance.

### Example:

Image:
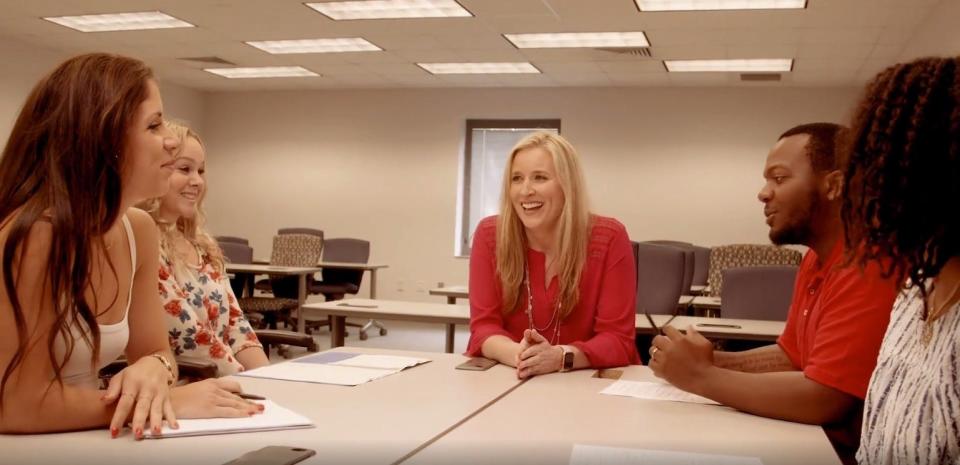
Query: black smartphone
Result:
<box><xmin>455</xmin><ymin>357</ymin><xmax>498</xmax><ymax>371</ymax></box>
<box><xmin>223</xmin><ymin>446</ymin><xmax>316</xmax><ymax>465</ymax></box>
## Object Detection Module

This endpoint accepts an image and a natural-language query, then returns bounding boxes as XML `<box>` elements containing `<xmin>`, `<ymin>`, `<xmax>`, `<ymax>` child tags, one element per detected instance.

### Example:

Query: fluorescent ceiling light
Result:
<box><xmin>246</xmin><ymin>38</ymin><xmax>382</xmax><ymax>54</ymax></box>
<box><xmin>305</xmin><ymin>0</ymin><xmax>472</xmax><ymax>20</ymax></box>
<box><xmin>504</xmin><ymin>32</ymin><xmax>649</xmax><ymax>49</ymax></box>
<box><xmin>636</xmin><ymin>0</ymin><xmax>806</xmax><ymax>12</ymax></box>
<box><xmin>43</xmin><ymin>11</ymin><xmax>194</xmax><ymax>32</ymax></box>
<box><xmin>204</xmin><ymin>66</ymin><xmax>319</xmax><ymax>79</ymax></box>
<box><xmin>664</xmin><ymin>59</ymin><xmax>793</xmax><ymax>72</ymax></box>
<box><xmin>418</xmin><ymin>62</ymin><xmax>540</xmax><ymax>74</ymax></box>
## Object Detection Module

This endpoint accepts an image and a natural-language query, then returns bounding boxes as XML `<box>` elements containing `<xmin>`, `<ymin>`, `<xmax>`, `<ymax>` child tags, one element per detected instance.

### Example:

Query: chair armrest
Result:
<box><xmin>175</xmin><ymin>356</ymin><xmax>219</xmax><ymax>380</ymax></box>
<box><xmin>255</xmin><ymin>329</ymin><xmax>319</xmax><ymax>352</ymax></box>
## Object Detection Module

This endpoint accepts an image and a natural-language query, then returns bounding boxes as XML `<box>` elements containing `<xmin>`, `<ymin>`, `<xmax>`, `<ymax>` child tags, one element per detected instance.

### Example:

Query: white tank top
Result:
<box><xmin>54</xmin><ymin>215</ymin><xmax>135</xmax><ymax>388</ymax></box>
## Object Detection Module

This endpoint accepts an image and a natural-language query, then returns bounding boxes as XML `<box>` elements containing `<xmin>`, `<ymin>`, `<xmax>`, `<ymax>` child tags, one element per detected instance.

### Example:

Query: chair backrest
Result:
<box><xmin>215</xmin><ymin>235</ymin><xmax>249</xmax><ymax>245</ymax></box>
<box><xmin>321</xmin><ymin>238</ymin><xmax>371</xmax><ymax>288</ymax></box>
<box><xmin>635</xmin><ymin>243</ymin><xmax>686</xmax><ymax>315</ymax></box>
<box><xmin>642</xmin><ymin>241</ymin><xmax>695</xmax><ymax>295</ymax></box>
<box><xmin>692</xmin><ymin>245</ymin><xmax>710</xmax><ymax>287</ymax></box>
<box><xmin>707</xmin><ymin>244</ymin><xmax>802</xmax><ymax>297</ymax></box>
<box><xmin>219</xmin><ymin>241</ymin><xmax>253</xmax><ymax>264</ymax></box>
<box><xmin>631</xmin><ymin>241</ymin><xmax>640</xmax><ymax>287</ymax></box>
<box><xmin>269</xmin><ymin>234</ymin><xmax>324</xmax><ymax>298</ymax></box>
<box><xmin>278</xmin><ymin>228</ymin><xmax>324</xmax><ymax>241</ymax></box>
<box><xmin>720</xmin><ymin>266</ymin><xmax>798</xmax><ymax>321</ymax></box>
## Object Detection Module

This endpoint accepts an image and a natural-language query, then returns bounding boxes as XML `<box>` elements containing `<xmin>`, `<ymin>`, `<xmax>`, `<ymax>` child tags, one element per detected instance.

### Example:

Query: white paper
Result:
<box><xmin>237</xmin><ymin>362</ymin><xmax>395</xmax><ymax>386</ymax></box>
<box><xmin>145</xmin><ymin>400</ymin><xmax>313</xmax><ymax>439</ymax></box>
<box><xmin>570</xmin><ymin>444</ymin><xmax>763</xmax><ymax>465</ymax></box>
<box><xmin>329</xmin><ymin>354</ymin><xmax>430</xmax><ymax>370</ymax></box>
<box><xmin>600</xmin><ymin>380</ymin><xmax>720</xmax><ymax>405</ymax></box>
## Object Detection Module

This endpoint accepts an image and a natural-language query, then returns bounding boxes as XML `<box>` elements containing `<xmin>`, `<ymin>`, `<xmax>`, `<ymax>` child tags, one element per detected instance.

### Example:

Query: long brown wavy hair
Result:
<box><xmin>0</xmin><ymin>53</ymin><xmax>154</xmax><ymax>407</ymax></box>
<box><xmin>496</xmin><ymin>132</ymin><xmax>590</xmax><ymax>319</ymax></box>
<box><xmin>841</xmin><ymin>56</ymin><xmax>960</xmax><ymax>320</ymax></box>
<box><xmin>138</xmin><ymin>121</ymin><xmax>224</xmax><ymax>281</ymax></box>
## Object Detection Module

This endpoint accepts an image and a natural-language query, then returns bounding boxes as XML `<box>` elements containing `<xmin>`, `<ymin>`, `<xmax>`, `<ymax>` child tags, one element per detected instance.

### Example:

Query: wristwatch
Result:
<box><xmin>559</xmin><ymin>345</ymin><xmax>575</xmax><ymax>372</ymax></box>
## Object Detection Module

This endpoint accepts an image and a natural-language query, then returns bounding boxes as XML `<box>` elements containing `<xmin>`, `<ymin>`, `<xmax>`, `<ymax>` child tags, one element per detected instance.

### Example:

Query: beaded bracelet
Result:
<box><xmin>149</xmin><ymin>353</ymin><xmax>175</xmax><ymax>386</ymax></box>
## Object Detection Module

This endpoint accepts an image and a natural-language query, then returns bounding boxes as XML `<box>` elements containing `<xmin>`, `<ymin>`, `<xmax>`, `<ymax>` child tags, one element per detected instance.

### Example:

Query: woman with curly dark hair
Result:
<box><xmin>842</xmin><ymin>56</ymin><xmax>960</xmax><ymax>464</ymax></box>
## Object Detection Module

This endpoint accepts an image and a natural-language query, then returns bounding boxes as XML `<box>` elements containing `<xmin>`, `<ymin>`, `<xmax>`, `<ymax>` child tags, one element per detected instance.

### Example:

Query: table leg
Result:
<box><xmin>447</xmin><ymin>296</ymin><xmax>455</xmax><ymax>305</ymax></box>
<box><xmin>445</xmin><ymin>324</ymin><xmax>455</xmax><ymax>353</ymax></box>
<box><xmin>332</xmin><ymin>315</ymin><xmax>346</xmax><ymax>347</ymax></box>
<box><xmin>297</xmin><ymin>274</ymin><xmax>306</xmax><ymax>334</ymax></box>
<box><xmin>369</xmin><ymin>269</ymin><xmax>377</xmax><ymax>299</ymax></box>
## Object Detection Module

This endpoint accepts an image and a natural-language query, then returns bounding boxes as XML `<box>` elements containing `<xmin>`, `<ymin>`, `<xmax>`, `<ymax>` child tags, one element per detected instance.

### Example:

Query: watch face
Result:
<box><xmin>563</xmin><ymin>351</ymin><xmax>574</xmax><ymax>369</ymax></box>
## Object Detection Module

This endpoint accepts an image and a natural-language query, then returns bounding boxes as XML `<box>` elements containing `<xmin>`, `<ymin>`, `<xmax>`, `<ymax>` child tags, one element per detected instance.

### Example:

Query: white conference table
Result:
<box><xmin>635</xmin><ymin>314</ymin><xmax>785</xmax><ymax>342</ymax></box>
<box><xmin>304</xmin><ymin>299</ymin><xmax>470</xmax><ymax>353</ymax></box>
<box><xmin>0</xmin><ymin>347</ymin><xmax>520</xmax><ymax>465</ymax></box>
<box><xmin>404</xmin><ymin>366</ymin><xmax>840</xmax><ymax>465</ymax></box>
<box><xmin>428</xmin><ymin>285</ymin><xmax>469</xmax><ymax>304</ymax></box>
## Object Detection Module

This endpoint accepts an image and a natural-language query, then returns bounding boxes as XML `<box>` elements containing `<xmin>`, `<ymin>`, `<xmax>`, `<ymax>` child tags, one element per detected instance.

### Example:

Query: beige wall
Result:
<box><xmin>201</xmin><ymin>86</ymin><xmax>859</xmax><ymax>302</ymax></box>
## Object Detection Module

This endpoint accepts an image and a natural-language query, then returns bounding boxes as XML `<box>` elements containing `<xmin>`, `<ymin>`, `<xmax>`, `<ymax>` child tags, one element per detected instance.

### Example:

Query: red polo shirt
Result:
<box><xmin>777</xmin><ymin>242</ymin><xmax>897</xmax><ymax>399</ymax></box>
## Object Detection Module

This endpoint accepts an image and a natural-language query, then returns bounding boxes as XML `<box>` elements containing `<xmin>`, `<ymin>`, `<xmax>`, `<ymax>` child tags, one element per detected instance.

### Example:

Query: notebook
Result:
<box><xmin>237</xmin><ymin>352</ymin><xmax>431</xmax><ymax>386</ymax></box>
<box><xmin>144</xmin><ymin>400</ymin><xmax>313</xmax><ymax>439</ymax></box>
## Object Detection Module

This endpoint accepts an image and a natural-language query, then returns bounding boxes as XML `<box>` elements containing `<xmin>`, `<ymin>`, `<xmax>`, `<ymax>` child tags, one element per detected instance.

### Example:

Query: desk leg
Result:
<box><xmin>446</xmin><ymin>296</ymin><xmax>455</xmax><ymax>305</ymax></box>
<box><xmin>369</xmin><ymin>269</ymin><xmax>377</xmax><ymax>299</ymax></box>
<box><xmin>332</xmin><ymin>315</ymin><xmax>346</xmax><ymax>347</ymax></box>
<box><xmin>297</xmin><ymin>274</ymin><xmax>306</xmax><ymax>334</ymax></box>
<box><xmin>445</xmin><ymin>324</ymin><xmax>455</xmax><ymax>353</ymax></box>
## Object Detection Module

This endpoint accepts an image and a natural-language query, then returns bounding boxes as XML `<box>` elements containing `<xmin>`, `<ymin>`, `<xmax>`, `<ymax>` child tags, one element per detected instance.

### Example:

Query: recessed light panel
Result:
<box><xmin>306</xmin><ymin>0</ymin><xmax>472</xmax><ymax>20</ymax></box>
<box><xmin>204</xmin><ymin>66</ymin><xmax>320</xmax><ymax>79</ymax></box>
<box><xmin>43</xmin><ymin>11</ymin><xmax>195</xmax><ymax>32</ymax></box>
<box><xmin>246</xmin><ymin>38</ymin><xmax>382</xmax><ymax>54</ymax></box>
<box><xmin>664</xmin><ymin>59</ymin><xmax>793</xmax><ymax>72</ymax></box>
<box><xmin>504</xmin><ymin>32</ymin><xmax>649</xmax><ymax>49</ymax></box>
<box><xmin>417</xmin><ymin>62</ymin><xmax>540</xmax><ymax>74</ymax></box>
<box><xmin>636</xmin><ymin>0</ymin><xmax>806</xmax><ymax>11</ymax></box>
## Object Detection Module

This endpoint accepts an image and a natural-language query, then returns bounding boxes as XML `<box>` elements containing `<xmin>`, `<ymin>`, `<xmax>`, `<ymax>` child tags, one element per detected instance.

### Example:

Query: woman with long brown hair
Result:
<box><xmin>841</xmin><ymin>56</ymin><xmax>960</xmax><ymax>464</ymax></box>
<box><xmin>0</xmin><ymin>53</ymin><xmax>260</xmax><ymax>439</ymax></box>
<box><xmin>467</xmin><ymin>132</ymin><xmax>639</xmax><ymax>379</ymax></box>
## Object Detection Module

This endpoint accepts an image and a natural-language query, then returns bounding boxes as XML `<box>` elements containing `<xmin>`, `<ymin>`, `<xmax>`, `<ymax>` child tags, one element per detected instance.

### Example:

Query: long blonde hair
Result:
<box><xmin>496</xmin><ymin>132</ymin><xmax>590</xmax><ymax>318</ymax></box>
<box><xmin>139</xmin><ymin>121</ymin><xmax>224</xmax><ymax>281</ymax></box>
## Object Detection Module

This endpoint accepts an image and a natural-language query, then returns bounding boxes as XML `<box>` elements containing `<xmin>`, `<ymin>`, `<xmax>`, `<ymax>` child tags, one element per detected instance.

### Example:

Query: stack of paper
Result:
<box><xmin>599</xmin><ymin>380</ymin><xmax>720</xmax><ymax>405</ymax></box>
<box><xmin>238</xmin><ymin>352</ymin><xmax>431</xmax><ymax>386</ymax></box>
<box><xmin>145</xmin><ymin>400</ymin><xmax>313</xmax><ymax>439</ymax></box>
<box><xmin>570</xmin><ymin>445</ymin><xmax>762</xmax><ymax>465</ymax></box>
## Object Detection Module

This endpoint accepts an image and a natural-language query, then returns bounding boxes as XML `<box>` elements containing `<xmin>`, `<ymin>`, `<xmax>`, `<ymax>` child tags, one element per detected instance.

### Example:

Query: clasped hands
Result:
<box><xmin>515</xmin><ymin>329</ymin><xmax>563</xmax><ymax>379</ymax></box>
<box><xmin>100</xmin><ymin>355</ymin><xmax>263</xmax><ymax>440</ymax></box>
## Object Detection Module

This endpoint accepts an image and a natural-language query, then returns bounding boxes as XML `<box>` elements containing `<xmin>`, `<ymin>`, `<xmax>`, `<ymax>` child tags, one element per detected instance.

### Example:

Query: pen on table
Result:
<box><xmin>238</xmin><ymin>392</ymin><xmax>266</xmax><ymax>400</ymax></box>
<box><xmin>696</xmin><ymin>323</ymin><xmax>742</xmax><ymax>329</ymax></box>
<box><xmin>643</xmin><ymin>309</ymin><xmax>662</xmax><ymax>335</ymax></box>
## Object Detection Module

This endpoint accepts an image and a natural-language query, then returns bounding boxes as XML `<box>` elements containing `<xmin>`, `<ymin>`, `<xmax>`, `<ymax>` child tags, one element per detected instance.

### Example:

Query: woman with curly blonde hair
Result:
<box><xmin>141</xmin><ymin>121</ymin><xmax>268</xmax><ymax>376</ymax></box>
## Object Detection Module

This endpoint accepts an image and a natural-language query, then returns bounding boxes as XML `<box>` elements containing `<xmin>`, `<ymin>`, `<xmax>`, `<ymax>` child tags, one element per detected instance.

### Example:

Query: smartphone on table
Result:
<box><xmin>455</xmin><ymin>357</ymin><xmax>498</xmax><ymax>371</ymax></box>
<box><xmin>223</xmin><ymin>446</ymin><xmax>316</xmax><ymax>465</ymax></box>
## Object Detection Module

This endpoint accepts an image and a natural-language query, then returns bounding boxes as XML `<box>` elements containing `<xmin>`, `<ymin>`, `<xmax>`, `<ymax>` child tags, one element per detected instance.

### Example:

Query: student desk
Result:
<box><xmin>0</xmin><ymin>347</ymin><xmax>520</xmax><ymax>465</ymax></box>
<box><xmin>225</xmin><ymin>263</ymin><xmax>324</xmax><ymax>333</ymax></box>
<box><xmin>403</xmin><ymin>366</ymin><xmax>840</xmax><ymax>465</ymax></box>
<box><xmin>428</xmin><ymin>285</ymin><xmax>469</xmax><ymax>304</ymax></box>
<box><xmin>634</xmin><ymin>314</ymin><xmax>783</xmax><ymax>342</ymax></box>
<box><xmin>304</xmin><ymin>299</ymin><xmax>470</xmax><ymax>353</ymax></box>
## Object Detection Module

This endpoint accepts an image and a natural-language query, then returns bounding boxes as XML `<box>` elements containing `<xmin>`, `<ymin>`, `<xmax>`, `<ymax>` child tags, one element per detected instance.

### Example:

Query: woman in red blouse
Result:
<box><xmin>467</xmin><ymin>132</ymin><xmax>640</xmax><ymax>378</ymax></box>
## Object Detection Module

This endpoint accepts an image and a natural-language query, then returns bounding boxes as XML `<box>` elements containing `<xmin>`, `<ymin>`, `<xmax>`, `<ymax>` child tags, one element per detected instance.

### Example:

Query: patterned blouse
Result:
<box><xmin>159</xmin><ymin>249</ymin><xmax>262</xmax><ymax>376</ymax></box>
<box><xmin>857</xmin><ymin>286</ymin><xmax>960</xmax><ymax>465</ymax></box>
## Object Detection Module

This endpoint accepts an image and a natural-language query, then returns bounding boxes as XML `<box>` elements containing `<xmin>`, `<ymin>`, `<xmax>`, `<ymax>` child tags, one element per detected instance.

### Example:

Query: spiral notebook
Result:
<box><xmin>144</xmin><ymin>400</ymin><xmax>313</xmax><ymax>439</ymax></box>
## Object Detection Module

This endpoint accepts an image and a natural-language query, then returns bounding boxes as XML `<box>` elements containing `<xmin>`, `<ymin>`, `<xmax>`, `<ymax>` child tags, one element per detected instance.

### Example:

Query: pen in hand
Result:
<box><xmin>237</xmin><ymin>392</ymin><xmax>266</xmax><ymax>400</ymax></box>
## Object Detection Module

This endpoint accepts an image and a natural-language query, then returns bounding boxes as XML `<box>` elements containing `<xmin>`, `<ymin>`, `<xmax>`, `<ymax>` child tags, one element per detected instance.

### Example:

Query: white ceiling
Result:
<box><xmin>0</xmin><ymin>0</ymin><xmax>954</xmax><ymax>91</ymax></box>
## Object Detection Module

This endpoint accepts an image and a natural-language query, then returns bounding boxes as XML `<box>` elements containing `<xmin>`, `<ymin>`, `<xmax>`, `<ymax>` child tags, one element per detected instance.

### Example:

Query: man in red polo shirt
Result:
<box><xmin>649</xmin><ymin>123</ymin><xmax>897</xmax><ymax>464</ymax></box>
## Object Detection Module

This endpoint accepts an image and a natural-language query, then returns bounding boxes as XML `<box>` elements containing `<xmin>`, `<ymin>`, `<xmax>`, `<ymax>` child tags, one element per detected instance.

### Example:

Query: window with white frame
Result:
<box><xmin>457</xmin><ymin>119</ymin><xmax>561</xmax><ymax>256</ymax></box>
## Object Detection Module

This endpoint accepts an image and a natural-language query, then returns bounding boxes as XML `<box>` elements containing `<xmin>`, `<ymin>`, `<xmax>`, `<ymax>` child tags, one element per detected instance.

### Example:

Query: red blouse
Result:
<box><xmin>466</xmin><ymin>215</ymin><xmax>640</xmax><ymax>367</ymax></box>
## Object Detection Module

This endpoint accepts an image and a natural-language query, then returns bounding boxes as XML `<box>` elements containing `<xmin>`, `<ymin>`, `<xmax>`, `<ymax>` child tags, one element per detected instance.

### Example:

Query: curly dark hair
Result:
<box><xmin>841</xmin><ymin>56</ymin><xmax>960</xmax><ymax>319</ymax></box>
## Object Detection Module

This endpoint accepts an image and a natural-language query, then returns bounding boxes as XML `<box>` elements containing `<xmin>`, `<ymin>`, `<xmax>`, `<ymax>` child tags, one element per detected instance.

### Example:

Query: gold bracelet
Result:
<box><xmin>148</xmin><ymin>353</ymin><xmax>175</xmax><ymax>386</ymax></box>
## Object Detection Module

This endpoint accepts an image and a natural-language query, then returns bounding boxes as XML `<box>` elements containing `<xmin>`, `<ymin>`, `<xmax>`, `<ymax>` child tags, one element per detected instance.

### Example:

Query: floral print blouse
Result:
<box><xmin>158</xmin><ymin>250</ymin><xmax>262</xmax><ymax>376</ymax></box>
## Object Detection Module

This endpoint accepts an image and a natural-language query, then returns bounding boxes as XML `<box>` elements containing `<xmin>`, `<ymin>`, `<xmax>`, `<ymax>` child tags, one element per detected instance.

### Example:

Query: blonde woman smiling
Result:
<box><xmin>467</xmin><ymin>132</ymin><xmax>640</xmax><ymax>379</ymax></box>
